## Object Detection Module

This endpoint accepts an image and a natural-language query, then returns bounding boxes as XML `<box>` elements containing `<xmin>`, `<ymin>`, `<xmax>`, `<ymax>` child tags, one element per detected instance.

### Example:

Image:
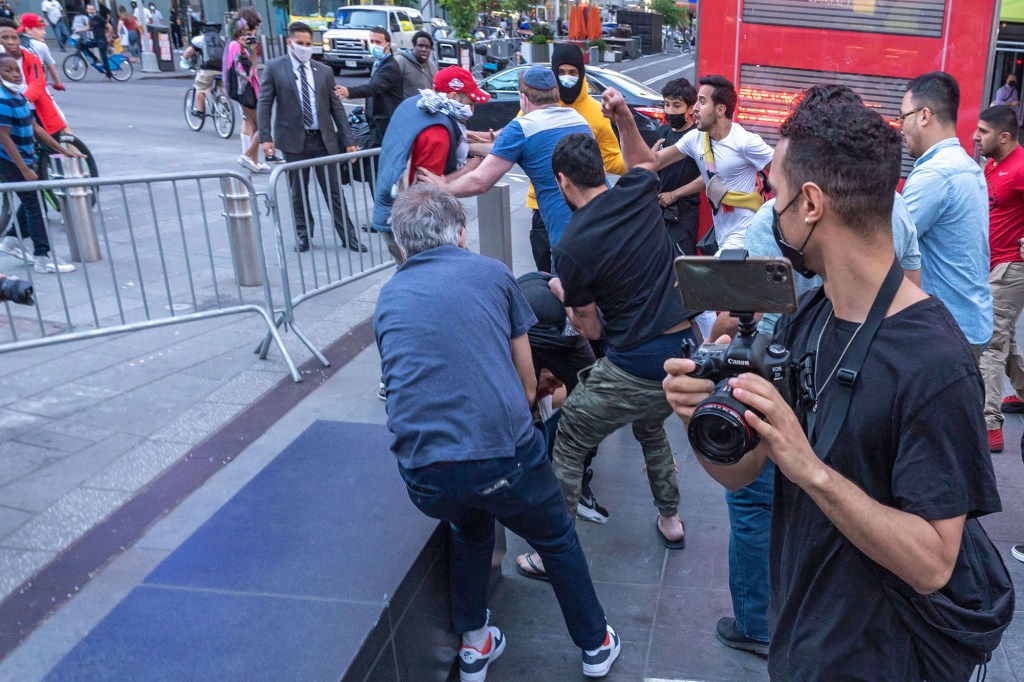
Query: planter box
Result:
<box><xmin>588</xmin><ymin>46</ymin><xmax>600</xmax><ymax>65</ymax></box>
<box><xmin>602</xmin><ymin>50</ymin><xmax>622</xmax><ymax>62</ymax></box>
<box><xmin>522</xmin><ymin>42</ymin><xmax>550</xmax><ymax>64</ymax></box>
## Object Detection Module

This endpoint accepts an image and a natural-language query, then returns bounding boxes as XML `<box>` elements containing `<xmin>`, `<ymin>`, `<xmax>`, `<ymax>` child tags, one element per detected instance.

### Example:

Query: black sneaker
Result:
<box><xmin>582</xmin><ymin>625</ymin><xmax>621</xmax><ymax>677</ymax></box>
<box><xmin>576</xmin><ymin>467</ymin><xmax>609</xmax><ymax>524</ymax></box>
<box><xmin>716</xmin><ymin>617</ymin><xmax>769</xmax><ymax>656</ymax></box>
<box><xmin>1012</xmin><ymin>544</ymin><xmax>1024</xmax><ymax>563</ymax></box>
<box><xmin>459</xmin><ymin>625</ymin><xmax>505</xmax><ymax>682</ymax></box>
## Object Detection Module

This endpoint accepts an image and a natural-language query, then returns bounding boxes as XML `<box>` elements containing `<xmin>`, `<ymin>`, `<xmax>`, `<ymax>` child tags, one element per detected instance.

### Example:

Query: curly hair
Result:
<box><xmin>779</xmin><ymin>98</ymin><xmax>902</xmax><ymax>235</ymax></box>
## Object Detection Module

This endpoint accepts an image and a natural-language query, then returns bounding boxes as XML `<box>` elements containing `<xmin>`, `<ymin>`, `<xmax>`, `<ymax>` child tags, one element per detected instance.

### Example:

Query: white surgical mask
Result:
<box><xmin>558</xmin><ymin>76</ymin><xmax>578</xmax><ymax>88</ymax></box>
<box><xmin>1</xmin><ymin>79</ymin><xmax>27</xmax><ymax>94</ymax></box>
<box><xmin>291</xmin><ymin>44</ymin><xmax>313</xmax><ymax>64</ymax></box>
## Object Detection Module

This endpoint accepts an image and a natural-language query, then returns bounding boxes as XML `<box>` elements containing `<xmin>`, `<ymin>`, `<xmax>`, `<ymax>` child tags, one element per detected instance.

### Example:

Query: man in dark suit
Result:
<box><xmin>335</xmin><ymin>26</ymin><xmax>402</xmax><ymax>146</ymax></box>
<box><xmin>259</xmin><ymin>21</ymin><xmax>366</xmax><ymax>253</ymax></box>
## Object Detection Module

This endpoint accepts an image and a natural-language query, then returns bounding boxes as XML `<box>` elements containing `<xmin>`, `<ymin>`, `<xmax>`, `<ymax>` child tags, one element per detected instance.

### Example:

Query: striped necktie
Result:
<box><xmin>299</xmin><ymin>64</ymin><xmax>314</xmax><ymax>129</ymax></box>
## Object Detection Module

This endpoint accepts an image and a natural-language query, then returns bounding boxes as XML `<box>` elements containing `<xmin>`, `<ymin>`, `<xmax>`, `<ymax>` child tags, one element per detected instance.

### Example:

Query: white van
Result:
<box><xmin>322</xmin><ymin>5</ymin><xmax>425</xmax><ymax>73</ymax></box>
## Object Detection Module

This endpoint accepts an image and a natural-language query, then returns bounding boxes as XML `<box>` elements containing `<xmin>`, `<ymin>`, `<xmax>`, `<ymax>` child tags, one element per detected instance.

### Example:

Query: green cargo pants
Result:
<box><xmin>551</xmin><ymin>356</ymin><xmax>680</xmax><ymax>518</ymax></box>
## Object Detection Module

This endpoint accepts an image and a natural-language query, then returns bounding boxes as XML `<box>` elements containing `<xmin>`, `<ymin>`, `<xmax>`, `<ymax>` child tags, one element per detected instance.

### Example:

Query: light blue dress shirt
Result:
<box><xmin>745</xmin><ymin>193</ymin><xmax>921</xmax><ymax>336</ymax></box>
<box><xmin>901</xmin><ymin>137</ymin><xmax>992</xmax><ymax>346</ymax></box>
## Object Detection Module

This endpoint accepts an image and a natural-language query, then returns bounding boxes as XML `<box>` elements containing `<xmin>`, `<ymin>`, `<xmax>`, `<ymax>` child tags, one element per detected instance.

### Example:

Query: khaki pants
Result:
<box><xmin>981</xmin><ymin>262</ymin><xmax>1024</xmax><ymax>429</ymax></box>
<box><xmin>550</xmin><ymin>357</ymin><xmax>680</xmax><ymax>518</ymax></box>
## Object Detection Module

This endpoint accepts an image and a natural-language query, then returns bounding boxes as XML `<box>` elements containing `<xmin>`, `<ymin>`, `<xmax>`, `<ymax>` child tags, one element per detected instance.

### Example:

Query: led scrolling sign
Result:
<box><xmin>743</xmin><ymin>0</ymin><xmax>946</xmax><ymax>38</ymax></box>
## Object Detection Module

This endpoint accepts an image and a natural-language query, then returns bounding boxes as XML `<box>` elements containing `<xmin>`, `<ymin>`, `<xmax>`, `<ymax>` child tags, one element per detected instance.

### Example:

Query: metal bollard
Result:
<box><xmin>477</xmin><ymin>183</ymin><xmax>513</xmax><ymax>269</ymax></box>
<box><xmin>52</xmin><ymin>155</ymin><xmax>101</xmax><ymax>263</ymax></box>
<box><xmin>219</xmin><ymin>177</ymin><xmax>261</xmax><ymax>287</ymax></box>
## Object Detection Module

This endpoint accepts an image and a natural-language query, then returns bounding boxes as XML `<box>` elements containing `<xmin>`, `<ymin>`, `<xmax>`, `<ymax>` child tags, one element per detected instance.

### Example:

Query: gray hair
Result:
<box><xmin>391</xmin><ymin>184</ymin><xmax>466</xmax><ymax>257</ymax></box>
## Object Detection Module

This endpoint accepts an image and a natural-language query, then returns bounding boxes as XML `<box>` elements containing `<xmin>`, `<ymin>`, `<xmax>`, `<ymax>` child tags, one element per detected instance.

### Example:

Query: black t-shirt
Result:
<box><xmin>768</xmin><ymin>295</ymin><xmax>1001</xmax><ymax>681</ymax></box>
<box><xmin>656</xmin><ymin>123</ymin><xmax>701</xmax><ymax>244</ymax></box>
<box><xmin>552</xmin><ymin>168</ymin><xmax>692</xmax><ymax>352</ymax></box>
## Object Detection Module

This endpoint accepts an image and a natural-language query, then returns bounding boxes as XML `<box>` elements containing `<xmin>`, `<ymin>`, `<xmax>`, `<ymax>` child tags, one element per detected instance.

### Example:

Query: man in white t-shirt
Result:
<box><xmin>634</xmin><ymin>74</ymin><xmax>774</xmax><ymax>252</ymax></box>
<box><xmin>40</xmin><ymin>0</ymin><xmax>68</xmax><ymax>50</ymax></box>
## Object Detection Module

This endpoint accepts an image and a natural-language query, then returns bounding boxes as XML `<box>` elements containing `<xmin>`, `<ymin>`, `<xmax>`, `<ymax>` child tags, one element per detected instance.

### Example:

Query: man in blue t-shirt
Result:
<box><xmin>417</xmin><ymin>66</ymin><xmax>592</xmax><ymax>270</ymax></box>
<box><xmin>0</xmin><ymin>54</ymin><xmax>80</xmax><ymax>274</ymax></box>
<box><xmin>373</xmin><ymin>183</ymin><xmax>621</xmax><ymax>681</ymax></box>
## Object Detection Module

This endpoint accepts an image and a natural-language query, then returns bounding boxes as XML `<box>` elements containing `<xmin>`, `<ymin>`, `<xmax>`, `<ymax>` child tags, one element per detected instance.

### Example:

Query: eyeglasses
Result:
<box><xmin>895</xmin><ymin>107</ymin><xmax>925</xmax><ymax>127</ymax></box>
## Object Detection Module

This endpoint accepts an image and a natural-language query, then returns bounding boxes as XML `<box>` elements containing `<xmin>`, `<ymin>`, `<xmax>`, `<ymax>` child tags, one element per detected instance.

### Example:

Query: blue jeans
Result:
<box><xmin>49</xmin><ymin>19</ymin><xmax>69</xmax><ymax>49</ymax></box>
<box><xmin>0</xmin><ymin>157</ymin><xmax>50</xmax><ymax>256</ymax></box>
<box><xmin>725</xmin><ymin>459</ymin><xmax>774</xmax><ymax>643</ymax></box>
<box><xmin>398</xmin><ymin>428</ymin><xmax>607</xmax><ymax>650</ymax></box>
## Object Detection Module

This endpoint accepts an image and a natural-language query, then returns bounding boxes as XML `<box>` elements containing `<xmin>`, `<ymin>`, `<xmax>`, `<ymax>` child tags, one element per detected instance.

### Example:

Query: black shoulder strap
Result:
<box><xmin>807</xmin><ymin>259</ymin><xmax>904</xmax><ymax>458</ymax></box>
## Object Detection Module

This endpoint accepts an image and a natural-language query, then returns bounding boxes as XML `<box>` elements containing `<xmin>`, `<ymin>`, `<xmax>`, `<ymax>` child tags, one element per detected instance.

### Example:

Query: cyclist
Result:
<box><xmin>181</xmin><ymin>22</ymin><xmax>222</xmax><ymax>117</ymax></box>
<box><xmin>0</xmin><ymin>20</ymin><xmax>65</xmax><ymax>136</ymax></box>
<box><xmin>75</xmin><ymin>3</ymin><xmax>112</xmax><ymax>81</ymax></box>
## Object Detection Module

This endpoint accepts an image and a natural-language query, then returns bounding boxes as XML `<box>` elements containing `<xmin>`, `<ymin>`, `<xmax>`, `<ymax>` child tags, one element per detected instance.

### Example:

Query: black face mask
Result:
<box><xmin>665</xmin><ymin>112</ymin><xmax>689</xmax><ymax>129</ymax></box>
<box><xmin>771</xmin><ymin>192</ymin><xmax>818</xmax><ymax>278</ymax></box>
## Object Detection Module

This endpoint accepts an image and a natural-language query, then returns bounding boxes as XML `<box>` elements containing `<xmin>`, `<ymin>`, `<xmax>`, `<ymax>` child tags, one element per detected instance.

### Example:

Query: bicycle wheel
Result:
<box><xmin>110</xmin><ymin>57</ymin><xmax>133</xmax><ymax>82</ymax></box>
<box><xmin>63</xmin><ymin>53</ymin><xmax>88</xmax><ymax>81</ymax></box>
<box><xmin>184</xmin><ymin>88</ymin><xmax>205</xmax><ymax>131</ymax></box>
<box><xmin>214</xmin><ymin>95</ymin><xmax>235</xmax><ymax>138</ymax></box>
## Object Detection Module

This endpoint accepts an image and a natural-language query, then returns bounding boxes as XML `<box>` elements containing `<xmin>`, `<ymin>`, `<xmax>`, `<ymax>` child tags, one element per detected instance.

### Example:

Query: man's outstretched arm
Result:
<box><xmin>416</xmin><ymin>154</ymin><xmax>513</xmax><ymax>198</ymax></box>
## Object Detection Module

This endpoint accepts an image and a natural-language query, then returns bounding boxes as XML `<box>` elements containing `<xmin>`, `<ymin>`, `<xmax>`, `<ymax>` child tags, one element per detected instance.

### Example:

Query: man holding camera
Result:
<box><xmin>663</xmin><ymin>96</ymin><xmax>1003</xmax><ymax>679</ymax></box>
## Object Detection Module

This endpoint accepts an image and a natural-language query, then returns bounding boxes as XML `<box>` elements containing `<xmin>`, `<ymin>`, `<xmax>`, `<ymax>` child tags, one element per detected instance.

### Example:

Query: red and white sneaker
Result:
<box><xmin>988</xmin><ymin>428</ymin><xmax>1004</xmax><ymax>453</ymax></box>
<box><xmin>459</xmin><ymin>625</ymin><xmax>506</xmax><ymax>682</ymax></box>
<box><xmin>582</xmin><ymin>625</ymin><xmax>621</xmax><ymax>678</ymax></box>
<box><xmin>1001</xmin><ymin>395</ymin><xmax>1024</xmax><ymax>414</ymax></box>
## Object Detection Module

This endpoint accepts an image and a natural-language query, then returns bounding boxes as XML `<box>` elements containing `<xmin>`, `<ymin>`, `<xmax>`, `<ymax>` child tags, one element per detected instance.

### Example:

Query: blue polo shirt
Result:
<box><xmin>374</xmin><ymin>245</ymin><xmax>538</xmax><ymax>470</ymax></box>
<box><xmin>902</xmin><ymin>137</ymin><xmax>993</xmax><ymax>346</ymax></box>
<box><xmin>0</xmin><ymin>88</ymin><xmax>35</xmax><ymax>165</ymax></box>
<box><xmin>490</xmin><ymin>106</ymin><xmax>592</xmax><ymax>249</ymax></box>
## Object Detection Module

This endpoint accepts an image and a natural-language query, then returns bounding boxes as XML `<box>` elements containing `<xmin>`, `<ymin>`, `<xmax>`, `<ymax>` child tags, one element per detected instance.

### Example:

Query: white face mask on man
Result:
<box><xmin>291</xmin><ymin>43</ymin><xmax>314</xmax><ymax>64</ymax></box>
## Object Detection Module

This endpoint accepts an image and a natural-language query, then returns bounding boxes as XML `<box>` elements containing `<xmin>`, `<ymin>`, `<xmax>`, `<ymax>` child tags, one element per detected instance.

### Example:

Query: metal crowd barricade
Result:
<box><xmin>257</xmin><ymin>149</ymin><xmax>395</xmax><ymax>365</ymax></box>
<box><xmin>0</xmin><ymin>169</ymin><xmax>301</xmax><ymax>382</ymax></box>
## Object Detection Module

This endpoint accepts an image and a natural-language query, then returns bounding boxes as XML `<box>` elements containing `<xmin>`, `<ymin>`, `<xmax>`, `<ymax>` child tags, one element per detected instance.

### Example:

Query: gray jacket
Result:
<box><xmin>395</xmin><ymin>49</ymin><xmax>438</xmax><ymax>99</ymax></box>
<box><xmin>258</xmin><ymin>55</ymin><xmax>354</xmax><ymax>155</ymax></box>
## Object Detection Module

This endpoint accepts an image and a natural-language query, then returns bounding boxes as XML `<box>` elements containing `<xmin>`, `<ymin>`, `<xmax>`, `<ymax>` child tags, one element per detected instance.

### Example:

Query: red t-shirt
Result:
<box><xmin>986</xmin><ymin>145</ymin><xmax>1024</xmax><ymax>269</ymax></box>
<box><xmin>409</xmin><ymin>124</ymin><xmax>451</xmax><ymax>185</ymax></box>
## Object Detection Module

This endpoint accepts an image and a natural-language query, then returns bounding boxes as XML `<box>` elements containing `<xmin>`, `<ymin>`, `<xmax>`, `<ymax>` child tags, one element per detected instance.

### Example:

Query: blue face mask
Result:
<box><xmin>369</xmin><ymin>44</ymin><xmax>386</xmax><ymax>60</ymax></box>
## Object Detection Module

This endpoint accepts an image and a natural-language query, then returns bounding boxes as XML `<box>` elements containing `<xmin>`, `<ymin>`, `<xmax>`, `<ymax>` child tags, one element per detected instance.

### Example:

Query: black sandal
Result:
<box><xmin>515</xmin><ymin>553</ymin><xmax>550</xmax><ymax>582</ymax></box>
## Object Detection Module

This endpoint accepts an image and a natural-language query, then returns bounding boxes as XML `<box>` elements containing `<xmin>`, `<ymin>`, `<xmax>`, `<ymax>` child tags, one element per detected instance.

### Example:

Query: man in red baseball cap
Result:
<box><xmin>370</xmin><ymin>64</ymin><xmax>490</xmax><ymax>265</ymax></box>
<box><xmin>18</xmin><ymin>13</ymin><xmax>65</xmax><ymax>91</ymax></box>
<box><xmin>433</xmin><ymin>65</ymin><xmax>491</xmax><ymax>104</ymax></box>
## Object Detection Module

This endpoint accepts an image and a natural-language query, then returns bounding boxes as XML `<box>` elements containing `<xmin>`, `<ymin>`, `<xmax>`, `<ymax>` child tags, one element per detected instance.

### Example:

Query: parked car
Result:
<box><xmin>467</xmin><ymin>64</ymin><xmax>666</xmax><ymax>145</ymax></box>
<box><xmin>321</xmin><ymin>5</ymin><xmax>425</xmax><ymax>73</ymax></box>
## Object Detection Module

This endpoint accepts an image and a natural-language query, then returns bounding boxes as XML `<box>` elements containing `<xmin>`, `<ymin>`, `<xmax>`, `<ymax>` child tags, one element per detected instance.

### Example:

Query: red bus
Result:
<box><xmin>695</xmin><ymin>0</ymin><xmax>1000</xmax><ymax>174</ymax></box>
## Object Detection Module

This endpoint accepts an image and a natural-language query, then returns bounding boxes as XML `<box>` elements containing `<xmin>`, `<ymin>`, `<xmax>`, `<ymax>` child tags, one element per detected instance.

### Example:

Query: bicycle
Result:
<box><xmin>62</xmin><ymin>35</ymin><xmax>133</xmax><ymax>82</ymax></box>
<box><xmin>0</xmin><ymin>132</ymin><xmax>99</xmax><ymax>231</ymax></box>
<box><xmin>184</xmin><ymin>75</ymin><xmax>235</xmax><ymax>139</ymax></box>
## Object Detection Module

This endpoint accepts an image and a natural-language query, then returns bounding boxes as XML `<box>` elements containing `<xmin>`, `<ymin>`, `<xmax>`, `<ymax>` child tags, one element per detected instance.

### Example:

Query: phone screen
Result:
<box><xmin>674</xmin><ymin>256</ymin><xmax>799</xmax><ymax>313</ymax></box>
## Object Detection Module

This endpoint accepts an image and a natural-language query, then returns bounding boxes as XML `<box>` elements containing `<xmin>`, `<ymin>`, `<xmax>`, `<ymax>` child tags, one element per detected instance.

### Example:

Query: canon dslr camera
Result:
<box><xmin>684</xmin><ymin>313</ymin><xmax>795</xmax><ymax>465</ymax></box>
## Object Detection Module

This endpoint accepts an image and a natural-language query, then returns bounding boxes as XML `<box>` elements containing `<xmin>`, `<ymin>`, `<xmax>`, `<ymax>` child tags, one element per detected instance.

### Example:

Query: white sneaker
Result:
<box><xmin>0</xmin><ymin>236</ymin><xmax>34</xmax><ymax>263</ymax></box>
<box><xmin>582</xmin><ymin>625</ymin><xmax>621</xmax><ymax>678</ymax></box>
<box><xmin>237</xmin><ymin>155</ymin><xmax>260</xmax><ymax>172</ymax></box>
<box><xmin>34</xmin><ymin>253</ymin><xmax>75</xmax><ymax>274</ymax></box>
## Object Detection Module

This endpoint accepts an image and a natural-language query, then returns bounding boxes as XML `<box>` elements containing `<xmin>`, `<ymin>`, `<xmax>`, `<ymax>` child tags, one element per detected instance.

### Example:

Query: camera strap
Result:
<box><xmin>805</xmin><ymin>258</ymin><xmax>904</xmax><ymax>457</ymax></box>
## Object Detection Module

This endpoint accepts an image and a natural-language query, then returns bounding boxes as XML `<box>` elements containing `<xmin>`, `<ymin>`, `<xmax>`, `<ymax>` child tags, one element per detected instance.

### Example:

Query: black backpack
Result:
<box><xmin>199</xmin><ymin>24</ymin><xmax>224</xmax><ymax>71</ymax></box>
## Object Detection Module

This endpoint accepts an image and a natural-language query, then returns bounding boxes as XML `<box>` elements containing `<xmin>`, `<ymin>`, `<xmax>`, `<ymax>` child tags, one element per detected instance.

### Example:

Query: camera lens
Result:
<box><xmin>0</xmin><ymin>277</ymin><xmax>33</xmax><ymax>306</ymax></box>
<box><xmin>688</xmin><ymin>380</ymin><xmax>760</xmax><ymax>464</ymax></box>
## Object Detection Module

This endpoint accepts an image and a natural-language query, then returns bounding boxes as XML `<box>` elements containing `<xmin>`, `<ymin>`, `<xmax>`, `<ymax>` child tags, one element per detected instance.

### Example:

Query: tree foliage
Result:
<box><xmin>440</xmin><ymin>0</ymin><xmax>482</xmax><ymax>39</ymax></box>
<box><xmin>651</xmin><ymin>0</ymin><xmax>685</xmax><ymax>29</ymax></box>
<box><xmin>500</xmin><ymin>0</ymin><xmax>532</xmax><ymax>17</ymax></box>
<box><xmin>393</xmin><ymin>0</ymin><xmax>419</xmax><ymax>8</ymax></box>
